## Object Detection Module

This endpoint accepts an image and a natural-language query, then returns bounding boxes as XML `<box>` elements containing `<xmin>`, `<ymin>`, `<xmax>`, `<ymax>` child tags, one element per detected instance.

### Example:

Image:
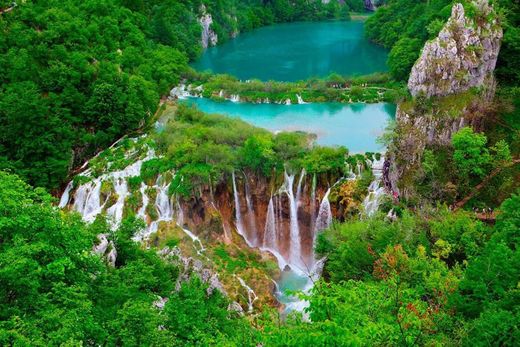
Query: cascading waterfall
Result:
<box><xmin>237</xmin><ymin>276</ymin><xmax>258</xmax><ymax>313</ymax></box>
<box><xmin>65</xmin><ymin>149</ymin><xmax>155</xmax><ymax>224</ymax></box>
<box><xmin>155</xmin><ymin>176</ymin><xmax>173</xmax><ymax>220</ymax></box>
<box><xmin>282</xmin><ymin>172</ymin><xmax>303</xmax><ymax>271</ymax></box>
<box><xmin>181</xmin><ymin>226</ymin><xmax>206</xmax><ymax>255</ymax></box>
<box><xmin>60</xmin><ymin>147</ymin><xmax>205</xmax><ymax>253</ymax></box>
<box><xmin>105</xmin><ymin>177</ymin><xmax>129</xmax><ymax>229</ymax></box>
<box><xmin>58</xmin><ymin>181</ymin><xmax>74</xmax><ymax>208</ymax></box>
<box><xmin>362</xmin><ymin>157</ymin><xmax>386</xmax><ymax>217</ymax></box>
<box><xmin>259</xmin><ymin>195</ymin><xmax>289</xmax><ymax>270</ymax></box>
<box><xmin>310</xmin><ymin>173</ymin><xmax>317</xmax><ymax>231</ymax></box>
<box><xmin>73</xmin><ymin>179</ymin><xmax>105</xmax><ymax>223</ymax></box>
<box><xmin>314</xmin><ymin>188</ymin><xmax>332</xmax><ymax>233</ymax></box>
<box><xmin>143</xmin><ymin>176</ymin><xmax>173</xmax><ymax>238</ymax></box>
<box><xmin>232</xmin><ymin>172</ymin><xmax>253</xmax><ymax>247</ymax></box>
<box><xmin>296</xmin><ymin>94</ymin><xmax>307</xmax><ymax>104</ymax></box>
<box><xmin>295</xmin><ymin>169</ymin><xmax>306</xmax><ymax>208</ymax></box>
<box><xmin>276</xmin><ymin>195</ymin><xmax>283</xmax><ymax>236</ymax></box>
<box><xmin>263</xmin><ymin>197</ymin><xmax>277</xmax><ymax>250</ymax></box>
<box><xmin>244</xmin><ymin>174</ymin><xmax>258</xmax><ymax>245</ymax></box>
<box><xmin>137</xmin><ymin>183</ymin><xmax>149</xmax><ymax>221</ymax></box>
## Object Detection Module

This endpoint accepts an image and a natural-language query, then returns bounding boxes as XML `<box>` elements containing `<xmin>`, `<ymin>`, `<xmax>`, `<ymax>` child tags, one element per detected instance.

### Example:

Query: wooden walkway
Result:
<box><xmin>454</xmin><ymin>158</ymin><xmax>520</xmax><ymax>210</ymax></box>
<box><xmin>0</xmin><ymin>3</ymin><xmax>16</xmax><ymax>15</ymax></box>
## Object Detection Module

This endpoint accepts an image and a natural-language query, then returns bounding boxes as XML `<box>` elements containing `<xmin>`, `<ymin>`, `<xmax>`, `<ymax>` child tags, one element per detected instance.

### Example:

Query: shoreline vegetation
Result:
<box><xmin>176</xmin><ymin>72</ymin><xmax>406</xmax><ymax>105</ymax></box>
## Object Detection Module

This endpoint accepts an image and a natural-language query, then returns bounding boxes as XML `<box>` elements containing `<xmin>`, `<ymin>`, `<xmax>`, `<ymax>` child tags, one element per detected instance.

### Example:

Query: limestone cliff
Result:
<box><xmin>408</xmin><ymin>1</ymin><xmax>502</xmax><ymax>97</ymax></box>
<box><xmin>385</xmin><ymin>0</ymin><xmax>502</xmax><ymax>198</ymax></box>
<box><xmin>364</xmin><ymin>0</ymin><xmax>376</xmax><ymax>11</ymax></box>
<box><xmin>199</xmin><ymin>5</ymin><xmax>218</xmax><ymax>49</ymax></box>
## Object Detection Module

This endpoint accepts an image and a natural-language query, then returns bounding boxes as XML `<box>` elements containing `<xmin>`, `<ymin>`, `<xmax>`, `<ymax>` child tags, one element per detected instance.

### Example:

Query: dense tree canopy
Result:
<box><xmin>0</xmin><ymin>0</ymin><xmax>355</xmax><ymax>191</ymax></box>
<box><xmin>0</xmin><ymin>170</ymin><xmax>255</xmax><ymax>345</ymax></box>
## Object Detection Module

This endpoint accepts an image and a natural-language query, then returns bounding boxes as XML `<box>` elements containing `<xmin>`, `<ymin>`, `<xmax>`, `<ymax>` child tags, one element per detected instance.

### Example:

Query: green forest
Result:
<box><xmin>1</xmin><ymin>0</ymin><xmax>519</xmax><ymax>346</ymax></box>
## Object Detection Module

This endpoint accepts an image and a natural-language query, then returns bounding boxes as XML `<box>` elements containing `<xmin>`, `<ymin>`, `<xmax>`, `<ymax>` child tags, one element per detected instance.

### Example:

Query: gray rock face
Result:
<box><xmin>384</xmin><ymin>105</ymin><xmax>484</xmax><ymax>197</ymax></box>
<box><xmin>364</xmin><ymin>0</ymin><xmax>376</xmax><ymax>11</ymax></box>
<box><xmin>385</xmin><ymin>1</ymin><xmax>503</xmax><ymax>199</ymax></box>
<box><xmin>227</xmin><ymin>301</ymin><xmax>244</xmax><ymax>316</ymax></box>
<box><xmin>408</xmin><ymin>1</ymin><xmax>502</xmax><ymax>97</ymax></box>
<box><xmin>159</xmin><ymin>246</ymin><xmax>227</xmax><ymax>296</ymax></box>
<box><xmin>199</xmin><ymin>5</ymin><xmax>218</xmax><ymax>49</ymax></box>
<box><xmin>93</xmin><ymin>234</ymin><xmax>117</xmax><ymax>267</ymax></box>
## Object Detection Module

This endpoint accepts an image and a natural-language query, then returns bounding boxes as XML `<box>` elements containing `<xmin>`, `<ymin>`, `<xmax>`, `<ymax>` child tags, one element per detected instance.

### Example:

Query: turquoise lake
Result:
<box><xmin>187</xmin><ymin>20</ymin><xmax>394</xmax><ymax>314</ymax></box>
<box><xmin>192</xmin><ymin>21</ymin><xmax>389</xmax><ymax>81</ymax></box>
<box><xmin>183</xmin><ymin>98</ymin><xmax>396</xmax><ymax>152</ymax></box>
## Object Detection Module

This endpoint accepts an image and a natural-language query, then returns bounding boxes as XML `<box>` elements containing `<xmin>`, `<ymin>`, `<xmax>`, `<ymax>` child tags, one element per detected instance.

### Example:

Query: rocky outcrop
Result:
<box><xmin>365</xmin><ymin>0</ymin><xmax>376</xmax><ymax>11</ymax></box>
<box><xmin>408</xmin><ymin>1</ymin><xmax>502</xmax><ymax>97</ymax></box>
<box><xmin>385</xmin><ymin>0</ymin><xmax>502</xmax><ymax>199</ymax></box>
<box><xmin>93</xmin><ymin>234</ymin><xmax>117</xmax><ymax>267</ymax></box>
<box><xmin>384</xmin><ymin>104</ymin><xmax>486</xmax><ymax>197</ymax></box>
<box><xmin>199</xmin><ymin>5</ymin><xmax>218</xmax><ymax>49</ymax></box>
<box><xmin>159</xmin><ymin>246</ymin><xmax>226</xmax><ymax>295</ymax></box>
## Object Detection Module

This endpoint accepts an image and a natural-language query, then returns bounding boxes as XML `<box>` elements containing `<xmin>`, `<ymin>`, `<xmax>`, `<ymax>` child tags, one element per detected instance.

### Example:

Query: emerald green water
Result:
<box><xmin>192</xmin><ymin>21</ymin><xmax>388</xmax><ymax>81</ymax></box>
<box><xmin>189</xmin><ymin>20</ymin><xmax>393</xmax><ymax>315</ymax></box>
<box><xmin>183</xmin><ymin>98</ymin><xmax>396</xmax><ymax>152</ymax></box>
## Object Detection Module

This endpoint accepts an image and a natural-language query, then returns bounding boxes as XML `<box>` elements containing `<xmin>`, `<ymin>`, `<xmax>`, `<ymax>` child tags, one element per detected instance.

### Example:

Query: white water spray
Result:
<box><xmin>314</xmin><ymin>188</ymin><xmax>332</xmax><ymax>233</ymax></box>
<box><xmin>362</xmin><ymin>157</ymin><xmax>386</xmax><ymax>217</ymax></box>
<box><xmin>237</xmin><ymin>276</ymin><xmax>258</xmax><ymax>313</ymax></box>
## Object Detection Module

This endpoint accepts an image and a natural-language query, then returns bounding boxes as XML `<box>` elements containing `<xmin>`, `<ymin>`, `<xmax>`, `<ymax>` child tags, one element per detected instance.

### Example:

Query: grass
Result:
<box><xmin>184</xmin><ymin>72</ymin><xmax>405</xmax><ymax>104</ymax></box>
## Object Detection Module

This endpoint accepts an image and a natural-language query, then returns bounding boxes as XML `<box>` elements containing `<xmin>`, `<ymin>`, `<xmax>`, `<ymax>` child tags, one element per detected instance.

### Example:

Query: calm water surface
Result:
<box><xmin>183</xmin><ymin>98</ymin><xmax>396</xmax><ymax>152</ymax></box>
<box><xmin>192</xmin><ymin>21</ymin><xmax>388</xmax><ymax>81</ymax></box>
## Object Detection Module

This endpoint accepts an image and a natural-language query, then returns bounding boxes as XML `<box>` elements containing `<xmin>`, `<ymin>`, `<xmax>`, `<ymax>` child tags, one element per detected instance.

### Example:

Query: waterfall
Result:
<box><xmin>70</xmin><ymin>149</ymin><xmax>155</xmax><ymax>224</ymax></box>
<box><xmin>137</xmin><ymin>183</ymin><xmax>149</xmax><ymax>221</ymax></box>
<box><xmin>310</xmin><ymin>173</ymin><xmax>317</xmax><ymax>230</ymax></box>
<box><xmin>73</xmin><ymin>178</ymin><xmax>105</xmax><ymax>223</ymax></box>
<box><xmin>259</xmin><ymin>195</ymin><xmax>289</xmax><ymax>270</ymax></box>
<box><xmin>58</xmin><ymin>181</ymin><xmax>74</xmax><ymax>208</ymax></box>
<box><xmin>180</xmin><ymin>225</ymin><xmax>206</xmax><ymax>255</ymax></box>
<box><xmin>106</xmin><ymin>177</ymin><xmax>129</xmax><ymax>229</ymax></box>
<box><xmin>142</xmin><ymin>177</ymin><xmax>173</xmax><ymax>239</ymax></box>
<box><xmin>232</xmin><ymin>172</ymin><xmax>253</xmax><ymax>247</ymax></box>
<box><xmin>296</xmin><ymin>94</ymin><xmax>307</xmax><ymax>104</ymax></box>
<box><xmin>362</xmin><ymin>156</ymin><xmax>386</xmax><ymax>217</ymax></box>
<box><xmin>229</xmin><ymin>94</ymin><xmax>240</xmax><ymax>103</ymax></box>
<box><xmin>282</xmin><ymin>172</ymin><xmax>303</xmax><ymax>271</ymax></box>
<box><xmin>244</xmin><ymin>174</ymin><xmax>258</xmax><ymax>245</ymax></box>
<box><xmin>276</xmin><ymin>195</ymin><xmax>283</xmax><ymax>234</ymax></box>
<box><xmin>295</xmin><ymin>169</ymin><xmax>306</xmax><ymax>208</ymax></box>
<box><xmin>284</xmin><ymin>98</ymin><xmax>291</xmax><ymax>105</ymax></box>
<box><xmin>155</xmin><ymin>177</ymin><xmax>173</xmax><ymax>221</ymax></box>
<box><xmin>314</xmin><ymin>188</ymin><xmax>332</xmax><ymax>233</ymax></box>
<box><xmin>345</xmin><ymin>163</ymin><xmax>356</xmax><ymax>179</ymax></box>
<box><xmin>170</xmin><ymin>84</ymin><xmax>191</xmax><ymax>99</ymax></box>
<box><xmin>133</xmin><ymin>175</ymin><xmax>172</xmax><ymax>240</ymax></box>
<box><xmin>263</xmin><ymin>197</ymin><xmax>277</xmax><ymax>249</ymax></box>
<box><xmin>237</xmin><ymin>276</ymin><xmax>258</xmax><ymax>313</ymax></box>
